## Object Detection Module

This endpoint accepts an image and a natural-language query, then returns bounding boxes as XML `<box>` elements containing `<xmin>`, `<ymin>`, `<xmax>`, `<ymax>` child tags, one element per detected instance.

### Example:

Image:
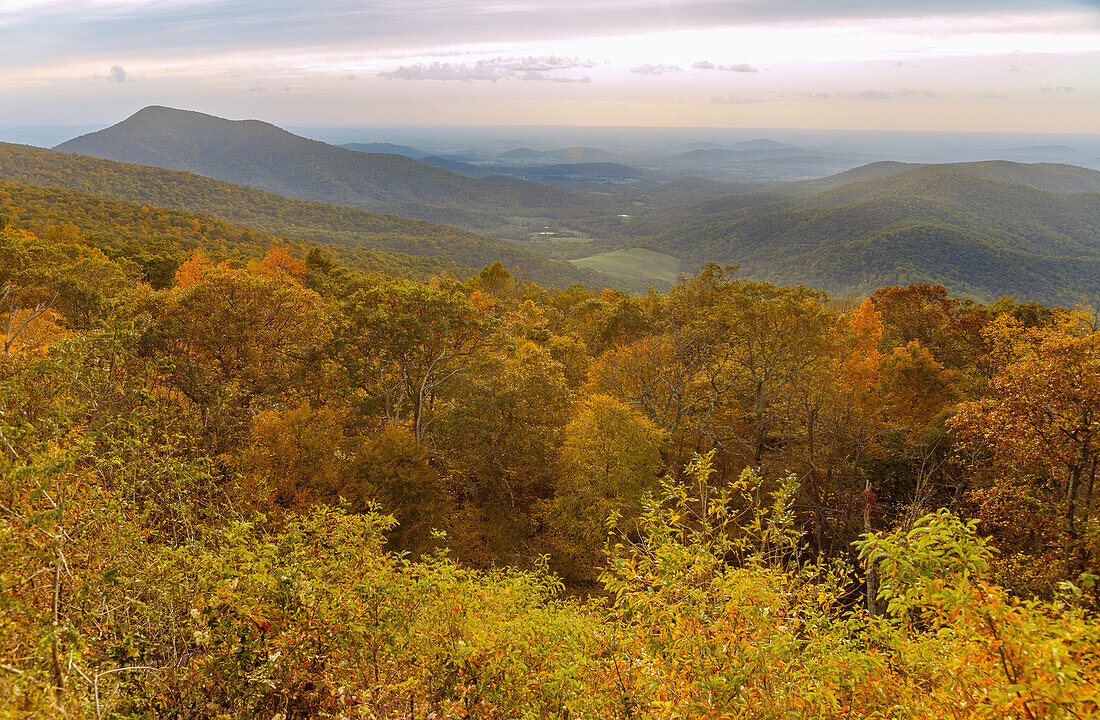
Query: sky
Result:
<box><xmin>1</xmin><ymin>0</ymin><xmax>1098</xmax><ymax>132</ymax></box>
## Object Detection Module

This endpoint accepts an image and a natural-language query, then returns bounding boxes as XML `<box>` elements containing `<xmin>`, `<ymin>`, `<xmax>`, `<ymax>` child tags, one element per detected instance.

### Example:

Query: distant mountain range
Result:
<box><xmin>341</xmin><ymin>142</ymin><xmax>428</xmax><ymax>159</ymax></box>
<box><xmin>54</xmin><ymin>106</ymin><xmax>617</xmax><ymax>236</ymax></box>
<box><xmin>651</xmin><ymin>143</ymin><xmax>871</xmax><ymax>181</ymax></box>
<box><xmin>18</xmin><ymin>104</ymin><xmax>1100</xmax><ymax>305</ymax></box>
<box><xmin>498</xmin><ymin>146</ymin><xmax>623</xmax><ymax>163</ymax></box>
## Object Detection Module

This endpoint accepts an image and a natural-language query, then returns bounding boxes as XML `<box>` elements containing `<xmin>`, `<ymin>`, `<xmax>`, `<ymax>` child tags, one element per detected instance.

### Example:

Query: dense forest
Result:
<box><xmin>2</xmin><ymin>206</ymin><xmax>1098</xmax><ymax>717</ymax></box>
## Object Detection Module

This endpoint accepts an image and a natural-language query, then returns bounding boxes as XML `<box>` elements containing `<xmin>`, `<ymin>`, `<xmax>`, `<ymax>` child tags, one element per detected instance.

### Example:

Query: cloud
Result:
<box><xmin>380</xmin><ymin>55</ymin><xmax>592</xmax><ymax>82</ymax></box>
<box><xmin>1038</xmin><ymin>85</ymin><xmax>1074</xmax><ymax>92</ymax></box>
<box><xmin>631</xmin><ymin>63</ymin><xmax>682</xmax><ymax>75</ymax></box>
<box><xmin>1</xmin><ymin>0</ymin><xmax>1092</xmax><ymax>81</ymax></box>
<box><xmin>853</xmin><ymin>89</ymin><xmax>891</xmax><ymax>99</ymax></box>
<box><xmin>837</xmin><ymin>89</ymin><xmax>918</xmax><ymax>100</ymax></box>
<box><xmin>711</xmin><ymin>95</ymin><xmax>766</xmax><ymax>104</ymax></box>
<box><xmin>693</xmin><ymin>61</ymin><xmax>758</xmax><ymax>73</ymax></box>
<box><xmin>520</xmin><ymin>72</ymin><xmax>592</xmax><ymax>83</ymax></box>
<box><xmin>107</xmin><ymin>64</ymin><xmax>127</xmax><ymax>82</ymax></box>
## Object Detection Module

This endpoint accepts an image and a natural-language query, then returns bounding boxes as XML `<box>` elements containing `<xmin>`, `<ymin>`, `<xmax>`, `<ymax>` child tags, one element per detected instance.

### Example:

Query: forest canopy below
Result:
<box><xmin>2</xmin><ymin>205</ymin><xmax>1098</xmax><ymax>718</ymax></box>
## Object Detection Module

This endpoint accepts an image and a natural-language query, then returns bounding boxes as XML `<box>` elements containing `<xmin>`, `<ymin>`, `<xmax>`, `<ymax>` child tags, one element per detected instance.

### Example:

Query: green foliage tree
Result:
<box><xmin>544</xmin><ymin>393</ymin><xmax>666</xmax><ymax>583</ymax></box>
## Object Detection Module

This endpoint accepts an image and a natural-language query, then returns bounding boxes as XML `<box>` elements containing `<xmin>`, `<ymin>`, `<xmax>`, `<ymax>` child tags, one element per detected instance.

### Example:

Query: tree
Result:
<box><xmin>668</xmin><ymin>264</ymin><xmax>835</xmax><ymax>475</ymax></box>
<box><xmin>240</xmin><ymin>402</ymin><xmax>346</xmax><ymax>511</ymax></box>
<box><xmin>149</xmin><ymin>268</ymin><xmax>330</xmax><ymax>443</ymax></box>
<box><xmin>1</xmin><ymin>282</ymin><xmax>64</xmax><ymax>355</ymax></box>
<box><xmin>544</xmin><ymin>394</ymin><xmax>666</xmax><ymax>583</ymax></box>
<box><xmin>342</xmin><ymin>277</ymin><xmax>488</xmax><ymax>445</ymax></box>
<box><xmin>951</xmin><ymin>311</ymin><xmax>1100</xmax><ymax>598</ymax></box>
<box><xmin>438</xmin><ymin>344</ymin><xmax>572</xmax><ymax>564</ymax></box>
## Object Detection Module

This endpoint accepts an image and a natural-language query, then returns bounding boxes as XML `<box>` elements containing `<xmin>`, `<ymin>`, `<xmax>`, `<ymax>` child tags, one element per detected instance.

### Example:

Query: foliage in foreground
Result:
<box><xmin>1</xmin><ymin>215</ymin><xmax>1098</xmax><ymax>717</ymax></box>
<box><xmin>4</xmin><ymin>434</ymin><xmax>1097</xmax><ymax>718</ymax></box>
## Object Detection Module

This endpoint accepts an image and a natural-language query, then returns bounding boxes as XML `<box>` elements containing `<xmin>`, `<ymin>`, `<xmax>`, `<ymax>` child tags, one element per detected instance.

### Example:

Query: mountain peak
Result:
<box><xmin>49</xmin><ymin>106</ymin><xmax>604</xmax><ymax>240</ymax></box>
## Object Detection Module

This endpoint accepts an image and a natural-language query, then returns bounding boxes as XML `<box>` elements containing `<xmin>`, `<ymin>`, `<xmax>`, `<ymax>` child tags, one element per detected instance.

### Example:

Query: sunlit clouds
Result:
<box><xmin>0</xmin><ymin>0</ymin><xmax>1097</xmax><ymax>130</ymax></box>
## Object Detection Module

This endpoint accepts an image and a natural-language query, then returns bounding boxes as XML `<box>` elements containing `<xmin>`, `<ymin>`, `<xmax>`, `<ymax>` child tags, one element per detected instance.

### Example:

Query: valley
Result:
<box><xmin>20</xmin><ymin>106</ymin><xmax>1100</xmax><ymax>307</ymax></box>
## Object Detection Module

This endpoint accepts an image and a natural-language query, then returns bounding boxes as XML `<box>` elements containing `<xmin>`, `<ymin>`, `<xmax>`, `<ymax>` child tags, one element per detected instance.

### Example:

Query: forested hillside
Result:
<box><xmin>785</xmin><ymin>159</ymin><xmax>1100</xmax><ymax>194</ymax></box>
<box><xmin>54</xmin><ymin>106</ymin><xmax>618</xmax><ymax>235</ymax></box>
<box><xmin>601</xmin><ymin>163</ymin><xmax>1100</xmax><ymax>304</ymax></box>
<box><xmin>0</xmin><ymin>180</ymin><xmax>470</xmax><ymax>283</ymax></box>
<box><xmin>0</xmin><ymin>142</ymin><xmax>634</xmax><ymax>290</ymax></box>
<box><xmin>3</xmin><ymin>201</ymin><xmax>1098</xmax><ymax>716</ymax></box>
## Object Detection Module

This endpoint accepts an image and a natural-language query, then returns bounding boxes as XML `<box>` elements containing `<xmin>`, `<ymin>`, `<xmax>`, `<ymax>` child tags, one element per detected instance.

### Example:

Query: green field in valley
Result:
<box><xmin>570</xmin><ymin>247</ymin><xmax>682</xmax><ymax>284</ymax></box>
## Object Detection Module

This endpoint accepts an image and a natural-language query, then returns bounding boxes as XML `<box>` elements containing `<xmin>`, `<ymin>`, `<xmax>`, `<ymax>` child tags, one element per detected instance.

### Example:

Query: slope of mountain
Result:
<box><xmin>991</xmin><ymin>144</ymin><xmax>1091</xmax><ymax>164</ymax></box>
<box><xmin>0</xmin><ymin>142</ymin><xmax>632</xmax><ymax>290</ymax></box>
<box><xmin>0</xmin><ymin>180</ymin><xmax>468</xmax><ymax>283</ymax></box>
<box><xmin>53</xmin><ymin>106</ymin><xmax>617</xmax><ymax>234</ymax></box>
<box><xmin>611</xmin><ymin>163</ymin><xmax>1100</xmax><ymax>305</ymax></box>
<box><xmin>789</xmin><ymin>160</ymin><xmax>1100</xmax><ymax>195</ymax></box>
<box><xmin>342</xmin><ymin>142</ymin><xmax>427</xmax><ymax>159</ymax></box>
<box><xmin>499</xmin><ymin>146</ymin><xmax>622</xmax><ymax>163</ymax></box>
<box><xmin>646</xmin><ymin>145</ymin><xmax>869</xmax><ymax>182</ymax></box>
<box><xmin>784</xmin><ymin>161</ymin><xmax>921</xmax><ymax>193</ymax></box>
<box><xmin>419</xmin><ymin>155</ymin><xmax>496</xmax><ymax>178</ymax></box>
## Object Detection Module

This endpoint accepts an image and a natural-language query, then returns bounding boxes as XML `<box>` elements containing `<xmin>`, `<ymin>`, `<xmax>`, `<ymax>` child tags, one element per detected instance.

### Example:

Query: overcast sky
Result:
<box><xmin>1</xmin><ymin>0</ymin><xmax>1098</xmax><ymax>131</ymax></box>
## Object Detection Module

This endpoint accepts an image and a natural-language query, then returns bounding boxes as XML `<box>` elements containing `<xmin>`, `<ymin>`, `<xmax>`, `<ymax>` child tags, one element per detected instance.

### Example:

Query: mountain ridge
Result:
<box><xmin>601</xmin><ymin>161</ymin><xmax>1100</xmax><ymax>304</ymax></box>
<box><xmin>54</xmin><ymin>106</ymin><xmax>618</xmax><ymax>236</ymax></box>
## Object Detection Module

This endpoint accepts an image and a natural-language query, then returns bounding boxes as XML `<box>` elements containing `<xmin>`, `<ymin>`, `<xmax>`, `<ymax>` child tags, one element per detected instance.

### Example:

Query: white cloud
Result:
<box><xmin>631</xmin><ymin>63</ymin><xmax>681</xmax><ymax>75</ymax></box>
<box><xmin>693</xmin><ymin>61</ymin><xmax>757</xmax><ymax>73</ymax></box>
<box><xmin>711</xmin><ymin>95</ymin><xmax>766</xmax><ymax>104</ymax></box>
<box><xmin>380</xmin><ymin>55</ymin><xmax>592</xmax><ymax>82</ymax></box>
<box><xmin>107</xmin><ymin>64</ymin><xmax>127</xmax><ymax>82</ymax></box>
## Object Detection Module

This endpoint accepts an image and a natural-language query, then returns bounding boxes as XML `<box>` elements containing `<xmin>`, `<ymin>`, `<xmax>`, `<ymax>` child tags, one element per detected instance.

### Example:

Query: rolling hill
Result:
<box><xmin>0</xmin><ymin>180</ymin><xmax>469</xmax><ymax>283</ymax></box>
<box><xmin>788</xmin><ymin>160</ymin><xmax>1100</xmax><ymax>195</ymax></box>
<box><xmin>54</xmin><ymin>106</ymin><xmax>618</xmax><ymax>235</ymax></box>
<box><xmin>499</xmin><ymin>146</ymin><xmax>622</xmax><ymax>163</ymax></box>
<box><xmin>607</xmin><ymin>162</ymin><xmax>1100</xmax><ymax>305</ymax></box>
<box><xmin>342</xmin><ymin>142</ymin><xmax>427</xmax><ymax>159</ymax></box>
<box><xmin>0</xmin><ymin>142</ymin><xmax>634</xmax><ymax>290</ymax></box>
<box><xmin>643</xmin><ymin>143</ymin><xmax>871</xmax><ymax>182</ymax></box>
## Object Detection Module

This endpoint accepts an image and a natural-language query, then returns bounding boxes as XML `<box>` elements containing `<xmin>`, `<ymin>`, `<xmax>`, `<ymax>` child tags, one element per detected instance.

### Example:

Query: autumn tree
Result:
<box><xmin>437</xmin><ymin>343</ymin><xmax>571</xmax><ymax>564</ymax></box>
<box><xmin>544</xmin><ymin>393</ymin><xmax>666</xmax><ymax>583</ymax></box>
<box><xmin>950</xmin><ymin>311</ymin><xmax>1100</xmax><ymax>598</ymax></box>
<box><xmin>341</xmin><ymin>277</ymin><xmax>488</xmax><ymax>444</ymax></box>
<box><xmin>668</xmin><ymin>264</ymin><xmax>835</xmax><ymax>476</ymax></box>
<box><xmin>148</xmin><ymin>268</ymin><xmax>330</xmax><ymax>443</ymax></box>
<box><xmin>240</xmin><ymin>402</ymin><xmax>347</xmax><ymax>512</ymax></box>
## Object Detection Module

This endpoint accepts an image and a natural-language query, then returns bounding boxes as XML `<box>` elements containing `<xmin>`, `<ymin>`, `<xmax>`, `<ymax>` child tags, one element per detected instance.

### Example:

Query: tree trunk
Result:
<box><xmin>863</xmin><ymin>476</ymin><xmax>878</xmax><ymax>617</ymax></box>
